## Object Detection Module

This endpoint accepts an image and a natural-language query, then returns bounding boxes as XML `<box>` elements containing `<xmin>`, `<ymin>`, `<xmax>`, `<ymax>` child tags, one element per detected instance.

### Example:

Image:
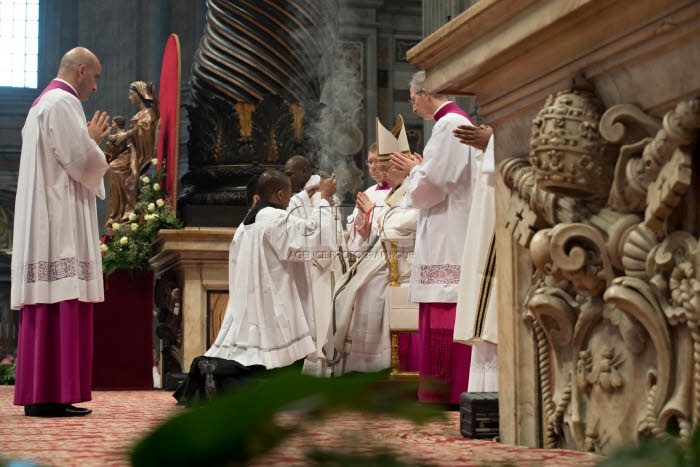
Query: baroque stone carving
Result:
<box><xmin>530</xmin><ymin>86</ymin><xmax>615</xmax><ymax>200</ymax></box>
<box><xmin>154</xmin><ymin>270</ymin><xmax>183</xmax><ymax>379</ymax></box>
<box><xmin>0</xmin><ymin>204</ymin><xmax>14</xmax><ymax>251</ymax></box>
<box><xmin>504</xmin><ymin>91</ymin><xmax>700</xmax><ymax>453</ymax></box>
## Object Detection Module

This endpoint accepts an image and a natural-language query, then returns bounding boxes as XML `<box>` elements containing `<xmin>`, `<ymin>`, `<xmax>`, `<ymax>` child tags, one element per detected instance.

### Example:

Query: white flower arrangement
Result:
<box><xmin>100</xmin><ymin>160</ymin><xmax>183</xmax><ymax>275</ymax></box>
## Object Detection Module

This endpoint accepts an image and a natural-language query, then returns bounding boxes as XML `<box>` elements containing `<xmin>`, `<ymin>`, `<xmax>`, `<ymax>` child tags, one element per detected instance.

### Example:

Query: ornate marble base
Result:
<box><xmin>149</xmin><ymin>227</ymin><xmax>235</xmax><ymax>380</ymax></box>
<box><xmin>408</xmin><ymin>0</ymin><xmax>700</xmax><ymax>453</ymax></box>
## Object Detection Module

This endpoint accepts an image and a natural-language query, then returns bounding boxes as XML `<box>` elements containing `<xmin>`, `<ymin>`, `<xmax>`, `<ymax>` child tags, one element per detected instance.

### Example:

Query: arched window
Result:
<box><xmin>0</xmin><ymin>0</ymin><xmax>39</xmax><ymax>88</ymax></box>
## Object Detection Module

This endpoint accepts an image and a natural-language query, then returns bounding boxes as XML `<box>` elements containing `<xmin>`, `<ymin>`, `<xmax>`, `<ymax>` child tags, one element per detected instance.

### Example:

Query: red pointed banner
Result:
<box><xmin>156</xmin><ymin>34</ymin><xmax>181</xmax><ymax>209</ymax></box>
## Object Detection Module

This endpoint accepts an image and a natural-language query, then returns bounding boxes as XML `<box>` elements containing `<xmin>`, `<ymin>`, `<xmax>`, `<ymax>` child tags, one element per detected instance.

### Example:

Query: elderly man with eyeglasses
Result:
<box><xmin>346</xmin><ymin>142</ymin><xmax>392</xmax><ymax>256</ymax></box>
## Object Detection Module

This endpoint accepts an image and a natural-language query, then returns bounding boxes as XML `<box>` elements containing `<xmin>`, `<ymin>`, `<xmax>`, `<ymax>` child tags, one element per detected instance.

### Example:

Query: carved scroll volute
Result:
<box><xmin>603</xmin><ymin>277</ymin><xmax>672</xmax><ymax>422</ymax></box>
<box><xmin>648</xmin><ymin>231</ymin><xmax>699</xmax><ymax>323</ymax></box>
<box><xmin>600</xmin><ymin>103</ymin><xmax>662</xmax><ymax>213</ymax></box>
<box><xmin>527</xmin><ymin>287</ymin><xmax>578</xmax><ymax>347</ymax></box>
<box><xmin>647</xmin><ymin>232</ymin><xmax>700</xmax><ymax>428</ymax></box>
<box><xmin>531</xmin><ymin>223</ymin><xmax>614</xmax><ymax>297</ymax></box>
<box><xmin>529</xmin><ymin>87</ymin><xmax>614</xmax><ymax>200</ymax></box>
<box><xmin>599</xmin><ymin>104</ymin><xmax>663</xmax><ymax>147</ymax></box>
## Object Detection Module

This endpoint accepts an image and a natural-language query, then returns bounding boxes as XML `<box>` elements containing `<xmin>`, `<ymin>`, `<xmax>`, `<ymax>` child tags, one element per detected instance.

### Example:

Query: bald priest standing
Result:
<box><xmin>11</xmin><ymin>47</ymin><xmax>111</xmax><ymax>417</ymax></box>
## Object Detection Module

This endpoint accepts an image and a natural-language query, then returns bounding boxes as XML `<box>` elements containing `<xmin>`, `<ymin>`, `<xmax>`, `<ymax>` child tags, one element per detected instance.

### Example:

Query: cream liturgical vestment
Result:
<box><xmin>287</xmin><ymin>174</ymin><xmax>321</xmax><ymax>219</ymax></box>
<box><xmin>205</xmin><ymin>201</ymin><xmax>336</xmax><ymax>369</ymax></box>
<box><xmin>11</xmin><ymin>83</ymin><xmax>108</xmax><ymax>310</ymax></box>
<box><xmin>404</xmin><ymin>104</ymin><xmax>475</xmax><ymax>304</ymax></box>
<box><xmin>287</xmin><ymin>177</ymin><xmax>348</xmax><ymax>375</ymax></box>
<box><xmin>327</xmin><ymin>185</ymin><xmax>417</xmax><ymax>375</ymax></box>
<box><xmin>346</xmin><ymin>182</ymin><xmax>391</xmax><ymax>256</ymax></box>
<box><xmin>454</xmin><ymin>135</ymin><xmax>499</xmax><ymax>392</ymax></box>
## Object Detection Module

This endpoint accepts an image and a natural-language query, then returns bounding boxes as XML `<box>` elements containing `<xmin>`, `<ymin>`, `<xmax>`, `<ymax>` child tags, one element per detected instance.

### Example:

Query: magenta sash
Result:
<box><xmin>433</xmin><ymin>101</ymin><xmax>474</xmax><ymax>125</ymax></box>
<box><xmin>31</xmin><ymin>80</ymin><xmax>78</xmax><ymax>108</ymax></box>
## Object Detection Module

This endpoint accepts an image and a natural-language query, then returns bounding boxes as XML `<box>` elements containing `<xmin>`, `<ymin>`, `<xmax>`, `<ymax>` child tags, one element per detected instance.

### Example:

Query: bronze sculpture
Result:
<box><xmin>105</xmin><ymin>81</ymin><xmax>159</xmax><ymax>230</ymax></box>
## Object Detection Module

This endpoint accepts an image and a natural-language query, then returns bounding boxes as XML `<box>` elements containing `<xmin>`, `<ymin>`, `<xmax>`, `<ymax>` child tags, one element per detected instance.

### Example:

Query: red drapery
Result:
<box><xmin>92</xmin><ymin>269</ymin><xmax>154</xmax><ymax>390</ymax></box>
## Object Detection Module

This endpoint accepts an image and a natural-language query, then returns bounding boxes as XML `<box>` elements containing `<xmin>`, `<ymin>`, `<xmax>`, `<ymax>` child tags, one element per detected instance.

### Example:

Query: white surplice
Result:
<box><xmin>287</xmin><ymin>178</ymin><xmax>348</xmax><ymax>375</ymax></box>
<box><xmin>287</xmin><ymin>174</ymin><xmax>321</xmax><ymax>220</ymax></box>
<box><xmin>205</xmin><ymin>200</ymin><xmax>336</xmax><ymax>369</ymax></box>
<box><xmin>327</xmin><ymin>185</ymin><xmax>418</xmax><ymax>376</ymax></box>
<box><xmin>403</xmin><ymin>105</ymin><xmax>476</xmax><ymax>304</ymax></box>
<box><xmin>11</xmin><ymin>87</ymin><xmax>108</xmax><ymax>310</ymax></box>
<box><xmin>454</xmin><ymin>135</ymin><xmax>499</xmax><ymax>392</ymax></box>
<box><xmin>345</xmin><ymin>183</ymin><xmax>391</xmax><ymax>256</ymax></box>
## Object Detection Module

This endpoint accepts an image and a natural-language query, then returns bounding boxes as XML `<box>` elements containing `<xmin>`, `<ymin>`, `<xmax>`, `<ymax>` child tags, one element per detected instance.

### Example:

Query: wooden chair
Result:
<box><xmin>384</xmin><ymin>240</ymin><xmax>419</xmax><ymax>380</ymax></box>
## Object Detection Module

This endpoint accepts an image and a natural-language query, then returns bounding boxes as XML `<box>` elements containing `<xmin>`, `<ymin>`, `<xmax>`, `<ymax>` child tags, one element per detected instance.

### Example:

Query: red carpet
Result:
<box><xmin>0</xmin><ymin>386</ymin><xmax>602</xmax><ymax>466</ymax></box>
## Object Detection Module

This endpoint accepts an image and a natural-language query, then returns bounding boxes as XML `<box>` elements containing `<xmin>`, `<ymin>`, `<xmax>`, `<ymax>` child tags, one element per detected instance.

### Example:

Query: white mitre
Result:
<box><xmin>376</xmin><ymin>115</ymin><xmax>410</xmax><ymax>162</ymax></box>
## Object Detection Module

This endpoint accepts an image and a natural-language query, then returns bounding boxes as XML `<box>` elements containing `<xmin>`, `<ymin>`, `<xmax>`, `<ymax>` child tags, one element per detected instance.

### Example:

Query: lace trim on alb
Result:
<box><xmin>24</xmin><ymin>257</ymin><xmax>98</xmax><ymax>283</ymax></box>
<box><xmin>418</xmin><ymin>264</ymin><xmax>461</xmax><ymax>285</ymax></box>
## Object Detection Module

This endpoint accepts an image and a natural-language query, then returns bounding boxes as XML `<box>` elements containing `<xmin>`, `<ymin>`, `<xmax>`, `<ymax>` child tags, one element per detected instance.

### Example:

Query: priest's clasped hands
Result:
<box><xmin>390</xmin><ymin>152</ymin><xmax>423</xmax><ymax>178</ymax></box>
<box><xmin>87</xmin><ymin>110</ymin><xmax>111</xmax><ymax>146</ymax></box>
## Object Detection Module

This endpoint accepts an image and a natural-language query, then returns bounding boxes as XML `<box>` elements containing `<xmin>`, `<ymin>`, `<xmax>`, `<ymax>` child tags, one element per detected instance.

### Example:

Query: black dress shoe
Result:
<box><xmin>64</xmin><ymin>404</ymin><xmax>92</xmax><ymax>416</ymax></box>
<box><xmin>24</xmin><ymin>403</ymin><xmax>92</xmax><ymax>417</ymax></box>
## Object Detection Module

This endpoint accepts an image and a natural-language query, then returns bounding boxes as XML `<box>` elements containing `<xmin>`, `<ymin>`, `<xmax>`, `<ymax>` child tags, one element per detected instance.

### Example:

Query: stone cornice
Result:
<box><xmin>149</xmin><ymin>227</ymin><xmax>235</xmax><ymax>275</ymax></box>
<box><xmin>406</xmin><ymin>0</ymin><xmax>699</xmax><ymax>117</ymax></box>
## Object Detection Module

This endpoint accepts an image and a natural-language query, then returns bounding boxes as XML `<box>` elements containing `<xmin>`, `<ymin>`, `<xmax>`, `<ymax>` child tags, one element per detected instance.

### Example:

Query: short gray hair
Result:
<box><xmin>409</xmin><ymin>70</ymin><xmax>426</xmax><ymax>93</ymax></box>
<box><xmin>409</xmin><ymin>70</ymin><xmax>446</xmax><ymax>98</ymax></box>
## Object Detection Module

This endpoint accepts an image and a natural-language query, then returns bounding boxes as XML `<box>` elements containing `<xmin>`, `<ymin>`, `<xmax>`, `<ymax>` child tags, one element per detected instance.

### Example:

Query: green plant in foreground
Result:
<box><xmin>131</xmin><ymin>369</ymin><xmax>444</xmax><ymax>467</ymax></box>
<box><xmin>0</xmin><ymin>363</ymin><xmax>15</xmax><ymax>385</ymax></box>
<box><xmin>597</xmin><ymin>427</ymin><xmax>700</xmax><ymax>467</ymax></box>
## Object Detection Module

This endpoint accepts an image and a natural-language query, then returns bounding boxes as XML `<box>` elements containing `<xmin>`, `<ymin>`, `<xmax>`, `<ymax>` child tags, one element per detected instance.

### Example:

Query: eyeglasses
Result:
<box><xmin>364</xmin><ymin>160</ymin><xmax>378</xmax><ymax>167</ymax></box>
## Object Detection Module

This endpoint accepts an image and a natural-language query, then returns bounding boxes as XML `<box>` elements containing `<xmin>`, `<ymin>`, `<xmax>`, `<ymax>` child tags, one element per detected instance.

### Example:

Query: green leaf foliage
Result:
<box><xmin>131</xmin><ymin>368</ymin><xmax>444</xmax><ymax>467</ymax></box>
<box><xmin>0</xmin><ymin>363</ymin><xmax>15</xmax><ymax>385</ymax></box>
<box><xmin>598</xmin><ymin>427</ymin><xmax>700</xmax><ymax>467</ymax></box>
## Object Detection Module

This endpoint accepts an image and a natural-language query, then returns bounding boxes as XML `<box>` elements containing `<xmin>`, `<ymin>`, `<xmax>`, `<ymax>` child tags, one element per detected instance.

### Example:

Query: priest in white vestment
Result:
<box><xmin>283</xmin><ymin>156</ymin><xmax>348</xmax><ymax>376</ymax></box>
<box><xmin>391</xmin><ymin>71</ymin><xmax>477</xmax><ymax>404</ymax></box>
<box><xmin>346</xmin><ymin>142</ymin><xmax>391</xmax><ymax>256</ymax></box>
<box><xmin>205</xmin><ymin>170</ymin><xmax>338</xmax><ymax>370</ymax></box>
<box><xmin>11</xmin><ymin>48</ymin><xmax>111</xmax><ymax>417</ymax></box>
<box><xmin>453</xmin><ymin>125</ymin><xmax>499</xmax><ymax>392</ymax></box>
<box><xmin>326</xmin><ymin>159</ymin><xmax>418</xmax><ymax>376</ymax></box>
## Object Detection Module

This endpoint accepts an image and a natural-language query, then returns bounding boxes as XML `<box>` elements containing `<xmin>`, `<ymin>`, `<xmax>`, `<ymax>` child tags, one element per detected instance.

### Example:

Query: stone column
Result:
<box><xmin>180</xmin><ymin>0</ymin><xmax>339</xmax><ymax>226</ymax></box>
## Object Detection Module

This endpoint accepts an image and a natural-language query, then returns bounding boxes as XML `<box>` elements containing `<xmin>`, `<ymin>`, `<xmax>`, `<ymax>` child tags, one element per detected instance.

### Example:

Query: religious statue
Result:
<box><xmin>104</xmin><ymin>81</ymin><xmax>159</xmax><ymax>230</ymax></box>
